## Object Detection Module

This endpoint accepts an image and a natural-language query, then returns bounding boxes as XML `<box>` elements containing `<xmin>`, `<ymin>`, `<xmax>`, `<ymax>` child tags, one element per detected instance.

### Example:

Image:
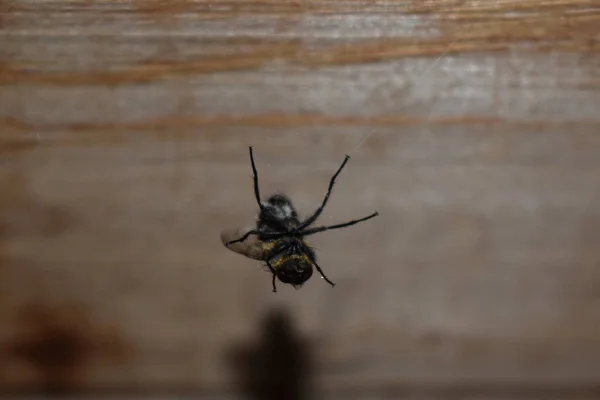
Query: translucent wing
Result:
<box><xmin>220</xmin><ymin>226</ymin><xmax>265</xmax><ymax>261</ymax></box>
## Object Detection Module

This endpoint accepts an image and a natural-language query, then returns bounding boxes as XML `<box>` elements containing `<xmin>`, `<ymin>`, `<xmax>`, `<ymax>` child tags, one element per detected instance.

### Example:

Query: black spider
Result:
<box><xmin>224</xmin><ymin>146</ymin><xmax>378</xmax><ymax>292</ymax></box>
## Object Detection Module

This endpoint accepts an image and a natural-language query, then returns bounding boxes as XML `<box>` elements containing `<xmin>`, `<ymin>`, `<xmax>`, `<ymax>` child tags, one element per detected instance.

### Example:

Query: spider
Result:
<box><xmin>222</xmin><ymin>146</ymin><xmax>378</xmax><ymax>292</ymax></box>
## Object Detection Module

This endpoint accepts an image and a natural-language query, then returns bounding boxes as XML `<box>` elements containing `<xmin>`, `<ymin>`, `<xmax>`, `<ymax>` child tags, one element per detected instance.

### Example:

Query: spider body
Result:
<box><xmin>258</xmin><ymin>194</ymin><xmax>301</xmax><ymax>233</ymax></box>
<box><xmin>257</xmin><ymin>194</ymin><xmax>316</xmax><ymax>287</ymax></box>
<box><xmin>223</xmin><ymin>146</ymin><xmax>378</xmax><ymax>292</ymax></box>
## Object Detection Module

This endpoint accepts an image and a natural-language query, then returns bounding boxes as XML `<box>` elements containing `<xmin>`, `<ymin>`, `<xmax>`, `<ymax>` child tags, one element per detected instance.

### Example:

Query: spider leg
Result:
<box><xmin>248</xmin><ymin>146</ymin><xmax>265</xmax><ymax>211</ymax></box>
<box><xmin>299</xmin><ymin>211</ymin><xmax>378</xmax><ymax>236</ymax></box>
<box><xmin>266</xmin><ymin>260</ymin><xmax>277</xmax><ymax>292</ymax></box>
<box><xmin>226</xmin><ymin>229</ymin><xmax>288</xmax><ymax>246</ymax></box>
<box><xmin>297</xmin><ymin>155</ymin><xmax>350</xmax><ymax>230</ymax></box>
<box><xmin>313</xmin><ymin>260</ymin><xmax>335</xmax><ymax>287</ymax></box>
<box><xmin>225</xmin><ymin>229</ymin><xmax>260</xmax><ymax>245</ymax></box>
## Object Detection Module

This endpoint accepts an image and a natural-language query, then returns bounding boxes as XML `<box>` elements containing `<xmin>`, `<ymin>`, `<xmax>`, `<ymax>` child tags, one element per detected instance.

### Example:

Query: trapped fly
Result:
<box><xmin>222</xmin><ymin>146</ymin><xmax>378</xmax><ymax>292</ymax></box>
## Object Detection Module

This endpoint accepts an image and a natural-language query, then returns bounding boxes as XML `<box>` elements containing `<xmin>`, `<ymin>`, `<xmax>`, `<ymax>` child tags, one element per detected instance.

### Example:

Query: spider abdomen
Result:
<box><xmin>259</xmin><ymin>194</ymin><xmax>300</xmax><ymax>232</ymax></box>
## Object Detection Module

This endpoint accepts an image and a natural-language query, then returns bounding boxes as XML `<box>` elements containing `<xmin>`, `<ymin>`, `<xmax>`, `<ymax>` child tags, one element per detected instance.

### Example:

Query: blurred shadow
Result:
<box><xmin>228</xmin><ymin>308</ymin><xmax>314</xmax><ymax>400</ymax></box>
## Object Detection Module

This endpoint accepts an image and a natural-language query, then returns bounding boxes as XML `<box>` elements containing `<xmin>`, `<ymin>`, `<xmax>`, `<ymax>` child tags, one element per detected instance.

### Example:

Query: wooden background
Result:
<box><xmin>1</xmin><ymin>0</ymin><xmax>600</xmax><ymax>398</ymax></box>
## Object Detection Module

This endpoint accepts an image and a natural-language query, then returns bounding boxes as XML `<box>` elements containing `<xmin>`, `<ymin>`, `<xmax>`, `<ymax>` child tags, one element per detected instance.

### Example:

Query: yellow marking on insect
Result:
<box><xmin>262</xmin><ymin>241</ymin><xmax>276</xmax><ymax>253</ymax></box>
<box><xmin>271</xmin><ymin>254</ymin><xmax>310</xmax><ymax>269</ymax></box>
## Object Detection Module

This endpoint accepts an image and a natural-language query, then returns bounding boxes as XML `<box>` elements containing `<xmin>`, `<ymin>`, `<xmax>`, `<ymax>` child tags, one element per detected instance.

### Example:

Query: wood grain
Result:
<box><xmin>1</xmin><ymin>0</ymin><xmax>600</xmax><ymax>398</ymax></box>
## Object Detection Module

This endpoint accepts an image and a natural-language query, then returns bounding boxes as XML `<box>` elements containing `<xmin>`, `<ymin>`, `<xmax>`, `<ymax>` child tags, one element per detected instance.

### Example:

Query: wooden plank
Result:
<box><xmin>1</xmin><ymin>0</ymin><xmax>600</xmax><ymax>397</ymax></box>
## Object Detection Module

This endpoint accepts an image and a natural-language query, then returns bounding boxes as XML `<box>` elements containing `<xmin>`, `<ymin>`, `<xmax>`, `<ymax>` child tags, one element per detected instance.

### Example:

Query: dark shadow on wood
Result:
<box><xmin>228</xmin><ymin>308</ymin><xmax>314</xmax><ymax>400</ymax></box>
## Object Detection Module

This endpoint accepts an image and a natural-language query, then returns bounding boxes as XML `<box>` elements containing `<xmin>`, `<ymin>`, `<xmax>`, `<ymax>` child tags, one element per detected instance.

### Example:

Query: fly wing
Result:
<box><xmin>220</xmin><ymin>226</ymin><xmax>265</xmax><ymax>261</ymax></box>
